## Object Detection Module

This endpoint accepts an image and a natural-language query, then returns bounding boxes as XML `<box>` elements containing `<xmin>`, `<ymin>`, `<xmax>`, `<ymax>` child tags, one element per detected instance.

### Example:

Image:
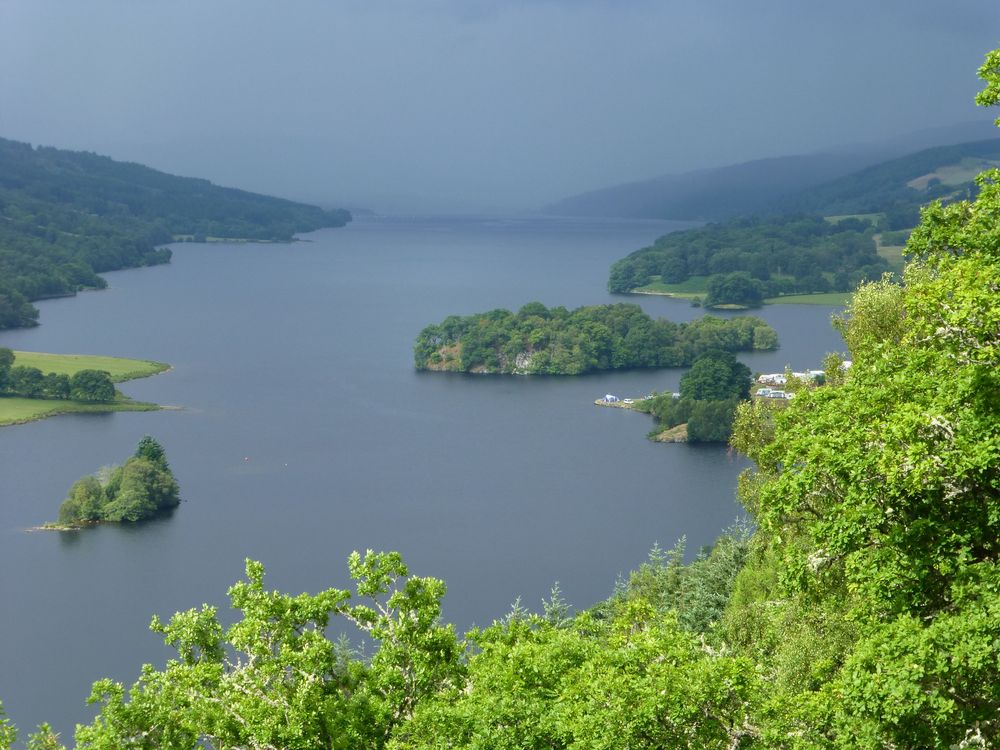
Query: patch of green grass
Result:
<box><xmin>765</xmin><ymin>292</ymin><xmax>851</xmax><ymax>306</ymax></box>
<box><xmin>1</xmin><ymin>350</ymin><xmax>170</xmax><ymax>426</ymax></box>
<box><xmin>13</xmin><ymin>351</ymin><xmax>168</xmax><ymax>382</ymax></box>
<box><xmin>0</xmin><ymin>396</ymin><xmax>160</xmax><ymax>426</ymax></box>
<box><xmin>873</xmin><ymin>234</ymin><xmax>907</xmax><ymax>274</ymax></box>
<box><xmin>824</xmin><ymin>213</ymin><xmax>883</xmax><ymax>224</ymax></box>
<box><xmin>632</xmin><ymin>275</ymin><xmax>709</xmax><ymax>298</ymax></box>
<box><xmin>906</xmin><ymin>157</ymin><xmax>1000</xmax><ymax>190</ymax></box>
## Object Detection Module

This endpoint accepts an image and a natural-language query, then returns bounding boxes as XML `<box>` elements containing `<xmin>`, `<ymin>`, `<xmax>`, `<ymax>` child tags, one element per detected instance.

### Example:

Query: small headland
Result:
<box><xmin>594</xmin><ymin>394</ymin><xmax>690</xmax><ymax>443</ymax></box>
<box><xmin>0</xmin><ymin>350</ymin><xmax>171</xmax><ymax>426</ymax></box>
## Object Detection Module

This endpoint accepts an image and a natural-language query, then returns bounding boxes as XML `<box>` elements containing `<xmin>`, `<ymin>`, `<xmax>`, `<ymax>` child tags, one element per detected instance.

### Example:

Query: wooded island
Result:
<box><xmin>414</xmin><ymin>302</ymin><xmax>777</xmax><ymax>375</ymax></box>
<box><xmin>54</xmin><ymin>437</ymin><xmax>180</xmax><ymax>527</ymax></box>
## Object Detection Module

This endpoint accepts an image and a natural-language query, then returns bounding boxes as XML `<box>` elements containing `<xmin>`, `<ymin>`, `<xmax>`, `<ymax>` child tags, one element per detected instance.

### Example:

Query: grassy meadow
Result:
<box><xmin>0</xmin><ymin>351</ymin><xmax>169</xmax><ymax>426</ymax></box>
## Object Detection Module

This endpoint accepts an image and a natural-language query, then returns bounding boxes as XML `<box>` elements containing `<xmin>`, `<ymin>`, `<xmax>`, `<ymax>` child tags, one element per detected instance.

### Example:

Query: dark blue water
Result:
<box><xmin>0</xmin><ymin>215</ymin><xmax>845</xmax><ymax>740</ymax></box>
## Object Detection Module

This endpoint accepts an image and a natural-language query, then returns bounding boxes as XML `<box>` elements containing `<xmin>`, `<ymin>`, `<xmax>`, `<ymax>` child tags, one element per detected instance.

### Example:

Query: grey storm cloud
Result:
<box><xmin>1</xmin><ymin>0</ymin><xmax>998</xmax><ymax>212</ymax></box>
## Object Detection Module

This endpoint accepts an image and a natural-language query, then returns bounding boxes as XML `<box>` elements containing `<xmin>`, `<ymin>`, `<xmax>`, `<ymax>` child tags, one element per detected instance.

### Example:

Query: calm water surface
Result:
<box><xmin>0</xmin><ymin>215</ymin><xmax>845</xmax><ymax>738</ymax></box>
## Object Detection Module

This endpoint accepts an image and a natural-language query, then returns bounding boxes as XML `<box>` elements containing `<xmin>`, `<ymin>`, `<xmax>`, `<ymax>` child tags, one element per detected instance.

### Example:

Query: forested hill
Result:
<box><xmin>783</xmin><ymin>136</ymin><xmax>1000</xmax><ymax>220</ymax></box>
<box><xmin>604</xmin><ymin>137</ymin><xmax>1000</xmax><ymax>302</ymax></box>
<box><xmin>0</xmin><ymin>137</ymin><xmax>351</xmax><ymax>329</ymax></box>
<box><xmin>544</xmin><ymin>124</ymin><xmax>1000</xmax><ymax>222</ymax></box>
<box><xmin>543</xmin><ymin>152</ymin><xmax>878</xmax><ymax>222</ymax></box>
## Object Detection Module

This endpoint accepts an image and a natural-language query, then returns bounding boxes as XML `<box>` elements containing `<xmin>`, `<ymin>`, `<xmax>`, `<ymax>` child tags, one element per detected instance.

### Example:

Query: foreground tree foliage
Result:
<box><xmin>75</xmin><ymin>551</ymin><xmax>463</xmax><ymax>750</ymax></box>
<box><xmin>725</xmin><ymin>56</ymin><xmax>1000</xmax><ymax>744</ymax></box>
<box><xmin>414</xmin><ymin>302</ymin><xmax>777</xmax><ymax>374</ymax></box>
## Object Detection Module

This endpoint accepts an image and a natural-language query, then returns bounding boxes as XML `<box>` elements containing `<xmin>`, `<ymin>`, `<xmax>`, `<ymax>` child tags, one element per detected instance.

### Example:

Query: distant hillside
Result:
<box><xmin>543</xmin><ymin>152</ymin><xmax>877</xmax><ymax>221</ymax></box>
<box><xmin>544</xmin><ymin>119</ymin><xmax>999</xmax><ymax>221</ymax></box>
<box><xmin>0</xmin><ymin>137</ymin><xmax>351</xmax><ymax>328</ymax></box>
<box><xmin>784</xmin><ymin>137</ymin><xmax>1000</xmax><ymax>222</ymax></box>
<box><xmin>602</xmin><ymin>136</ymin><xmax>1000</xmax><ymax>304</ymax></box>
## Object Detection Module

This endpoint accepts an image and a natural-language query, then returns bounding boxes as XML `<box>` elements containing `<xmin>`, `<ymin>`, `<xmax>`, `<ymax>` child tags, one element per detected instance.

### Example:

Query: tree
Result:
<box><xmin>7</xmin><ymin>366</ymin><xmax>45</xmax><ymax>397</ymax></box>
<box><xmin>706</xmin><ymin>272</ymin><xmax>764</xmax><ymax>307</ymax></box>
<box><xmin>75</xmin><ymin>552</ymin><xmax>462</xmax><ymax>750</ymax></box>
<box><xmin>688</xmin><ymin>399</ymin><xmax>740</xmax><ymax>442</ymax></box>
<box><xmin>58</xmin><ymin>476</ymin><xmax>106</xmax><ymax>525</ymax></box>
<box><xmin>0</xmin><ymin>702</ymin><xmax>15</xmax><ymax>750</ymax></box>
<box><xmin>42</xmin><ymin>372</ymin><xmax>70</xmax><ymax>400</ymax></box>
<box><xmin>726</xmin><ymin>47</ymin><xmax>1000</xmax><ymax>745</ymax></box>
<box><xmin>100</xmin><ymin>457</ymin><xmax>179</xmax><ymax>522</ymax></box>
<box><xmin>69</xmin><ymin>369</ymin><xmax>115</xmax><ymax>402</ymax></box>
<box><xmin>134</xmin><ymin>435</ymin><xmax>169</xmax><ymax>469</ymax></box>
<box><xmin>679</xmin><ymin>350</ymin><xmax>751</xmax><ymax>401</ymax></box>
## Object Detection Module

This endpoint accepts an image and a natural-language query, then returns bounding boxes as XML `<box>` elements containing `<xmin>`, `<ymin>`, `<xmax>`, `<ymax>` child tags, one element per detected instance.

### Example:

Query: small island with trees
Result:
<box><xmin>414</xmin><ymin>302</ymin><xmax>777</xmax><ymax>375</ymax></box>
<box><xmin>51</xmin><ymin>437</ymin><xmax>180</xmax><ymax>528</ymax></box>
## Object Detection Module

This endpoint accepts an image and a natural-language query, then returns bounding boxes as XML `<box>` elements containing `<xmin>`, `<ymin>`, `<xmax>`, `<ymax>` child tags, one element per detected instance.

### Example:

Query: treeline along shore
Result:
<box><xmin>0</xmin><ymin>136</ymin><xmax>351</xmax><ymax>329</ymax></box>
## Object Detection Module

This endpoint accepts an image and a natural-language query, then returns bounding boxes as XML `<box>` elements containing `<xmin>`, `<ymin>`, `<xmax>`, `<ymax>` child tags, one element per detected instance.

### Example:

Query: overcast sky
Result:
<box><xmin>1</xmin><ymin>1</ymin><xmax>998</xmax><ymax>212</ymax></box>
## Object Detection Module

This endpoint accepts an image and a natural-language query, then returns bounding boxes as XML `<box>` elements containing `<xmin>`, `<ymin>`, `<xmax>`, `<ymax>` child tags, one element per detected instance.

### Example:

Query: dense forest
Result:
<box><xmin>0</xmin><ymin>137</ymin><xmax>351</xmax><ymax>329</ymax></box>
<box><xmin>608</xmin><ymin>214</ymin><xmax>890</xmax><ymax>300</ymax></box>
<box><xmin>56</xmin><ymin>437</ymin><xmax>180</xmax><ymax>526</ymax></box>
<box><xmin>413</xmin><ymin>302</ymin><xmax>777</xmax><ymax>374</ymax></box>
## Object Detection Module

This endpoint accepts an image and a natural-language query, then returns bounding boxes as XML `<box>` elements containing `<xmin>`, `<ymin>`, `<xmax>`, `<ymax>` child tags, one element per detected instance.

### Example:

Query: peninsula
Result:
<box><xmin>0</xmin><ymin>348</ymin><xmax>169</xmax><ymax>426</ymax></box>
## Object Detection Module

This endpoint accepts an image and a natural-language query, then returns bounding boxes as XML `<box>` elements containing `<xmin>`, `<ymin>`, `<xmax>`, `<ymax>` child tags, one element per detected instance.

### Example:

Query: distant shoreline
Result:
<box><xmin>625</xmin><ymin>289</ymin><xmax>850</xmax><ymax>306</ymax></box>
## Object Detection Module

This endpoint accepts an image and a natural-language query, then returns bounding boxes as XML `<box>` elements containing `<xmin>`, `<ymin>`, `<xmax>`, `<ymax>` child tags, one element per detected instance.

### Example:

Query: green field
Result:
<box><xmin>0</xmin><ymin>397</ymin><xmax>160</xmax><ymax>426</ymax></box>
<box><xmin>631</xmin><ymin>275</ymin><xmax>709</xmax><ymax>298</ymax></box>
<box><xmin>873</xmin><ymin>234</ymin><xmax>907</xmax><ymax>273</ymax></box>
<box><xmin>824</xmin><ymin>212</ymin><xmax>883</xmax><ymax>224</ymax></box>
<box><xmin>633</xmin><ymin>274</ymin><xmax>844</xmax><ymax>306</ymax></box>
<box><xmin>0</xmin><ymin>351</ymin><xmax>169</xmax><ymax>426</ymax></box>
<box><xmin>13</xmin><ymin>351</ymin><xmax>169</xmax><ymax>382</ymax></box>
<box><xmin>764</xmin><ymin>292</ymin><xmax>851</xmax><ymax>305</ymax></box>
<box><xmin>907</xmin><ymin>157</ymin><xmax>1000</xmax><ymax>189</ymax></box>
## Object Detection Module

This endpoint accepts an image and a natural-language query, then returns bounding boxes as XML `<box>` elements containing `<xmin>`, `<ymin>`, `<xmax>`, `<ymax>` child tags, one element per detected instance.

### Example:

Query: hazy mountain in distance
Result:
<box><xmin>785</xmin><ymin>136</ymin><xmax>1000</xmax><ymax>217</ymax></box>
<box><xmin>543</xmin><ymin>119</ymin><xmax>1000</xmax><ymax>221</ymax></box>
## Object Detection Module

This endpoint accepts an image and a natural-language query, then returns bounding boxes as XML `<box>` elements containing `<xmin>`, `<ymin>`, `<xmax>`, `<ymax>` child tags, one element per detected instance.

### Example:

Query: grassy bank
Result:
<box><xmin>763</xmin><ymin>292</ymin><xmax>852</xmax><ymax>305</ymax></box>
<box><xmin>630</xmin><ymin>279</ymin><xmax>849</xmax><ymax>306</ymax></box>
<box><xmin>630</xmin><ymin>275</ymin><xmax>708</xmax><ymax>298</ymax></box>
<box><xmin>0</xmin><ymin>351</ymin><xmax>169</xmax><ymax>426</ymax></box>
<box><xmin>630</xmin><ymin>274</ymin><xmax>848</xmax><ymax>306</ymax></box>
<box><xmin>0</xmin><ymin>397</ymin><xmax>161</xmax><ymax>426</ymax></box>
<box><xmin>12</xmin><ymin>351</ymin><xmax>169</xmax><ymax>382</ymax></box>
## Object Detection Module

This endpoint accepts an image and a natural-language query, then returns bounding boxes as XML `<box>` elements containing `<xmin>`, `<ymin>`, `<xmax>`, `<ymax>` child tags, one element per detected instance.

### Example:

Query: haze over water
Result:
<box><xmin>0</xmin><ymin>215</ymin><xmax>845</xmax><ymax>739</ymax></box>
